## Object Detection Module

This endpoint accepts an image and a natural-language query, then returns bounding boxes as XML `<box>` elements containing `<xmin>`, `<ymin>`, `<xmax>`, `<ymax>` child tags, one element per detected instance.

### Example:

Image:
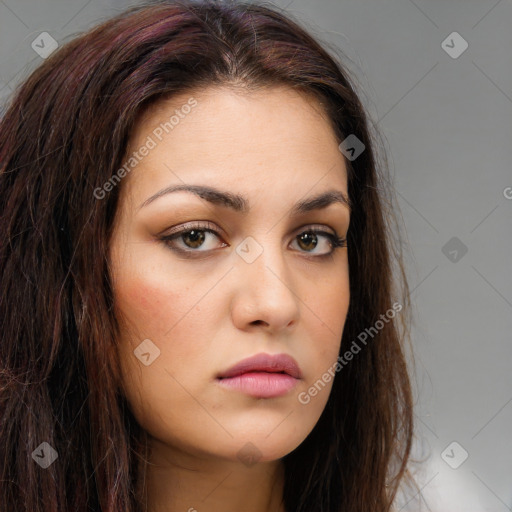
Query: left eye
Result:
<box><xmin>160</xmin><ymin>222</ymin><xmax>344</xmax><ymax>257</ymax></box>
<box><xmin>289</xmin><ymin>230</ymin><xmax>340</xmax><ymax>255</ymax></box>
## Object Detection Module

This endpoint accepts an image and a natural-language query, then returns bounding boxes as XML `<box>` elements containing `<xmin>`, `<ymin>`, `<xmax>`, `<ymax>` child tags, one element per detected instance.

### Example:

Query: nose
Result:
<box><xmin>230</xmin><ymin>239</ymin><xmax>300</xmax><ymax>334</ymax></box>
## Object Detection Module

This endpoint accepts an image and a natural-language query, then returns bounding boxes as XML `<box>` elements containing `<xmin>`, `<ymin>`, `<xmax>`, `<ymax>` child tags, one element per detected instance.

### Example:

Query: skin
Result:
<box><xmin>108</xmin><ymin>85</ymin><xmax>351</xmax><ymax>512</ymax></box>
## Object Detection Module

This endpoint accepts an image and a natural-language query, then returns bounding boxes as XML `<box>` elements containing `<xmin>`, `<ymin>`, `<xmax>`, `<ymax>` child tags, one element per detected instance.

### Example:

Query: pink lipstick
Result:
<box><xmin>216</xmin><ymin>352</ymin><xmax>302</xmax><ymax>398</ymax></box>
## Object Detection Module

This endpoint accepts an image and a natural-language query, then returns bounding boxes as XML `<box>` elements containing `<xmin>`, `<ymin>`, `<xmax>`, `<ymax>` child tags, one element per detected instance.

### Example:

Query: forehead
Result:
<box><xmin>120</xmin><ymin>85</ymin><xmax>348</xmax><ymax>207</ymax></box>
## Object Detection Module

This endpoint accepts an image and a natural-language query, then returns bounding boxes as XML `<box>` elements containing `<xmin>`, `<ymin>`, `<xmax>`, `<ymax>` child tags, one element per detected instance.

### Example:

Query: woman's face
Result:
<box><xmin>109</xmin><ymin>85</ymin><xmax>351</xmax><ymax>464</ymax></box>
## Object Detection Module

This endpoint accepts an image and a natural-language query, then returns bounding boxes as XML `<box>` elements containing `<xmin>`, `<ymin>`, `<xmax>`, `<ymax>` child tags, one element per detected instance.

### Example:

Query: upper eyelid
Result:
<box><xmin>163</xmin><ymin>221</ymin><xmax>339</xmax><ymax>239</ymax></box>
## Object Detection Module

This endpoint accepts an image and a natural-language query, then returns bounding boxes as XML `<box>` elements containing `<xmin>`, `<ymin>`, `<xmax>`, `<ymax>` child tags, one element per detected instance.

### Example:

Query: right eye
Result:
<box><xmin>160</xmin><ymin>221</ymin><xmax>228</xmax><ymax>255</ymax></box>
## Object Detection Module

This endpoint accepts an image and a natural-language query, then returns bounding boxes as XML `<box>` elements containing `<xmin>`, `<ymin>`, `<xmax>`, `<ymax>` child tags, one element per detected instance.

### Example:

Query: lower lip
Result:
<box><xmin>216</xmin><ymin>372</ymin><xmax>299</xmax><ymax>398</ymax></box>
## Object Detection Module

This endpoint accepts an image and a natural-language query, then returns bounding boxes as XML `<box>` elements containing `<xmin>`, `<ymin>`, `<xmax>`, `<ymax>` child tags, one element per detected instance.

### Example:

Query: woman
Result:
<box><xmin>0</xmin><ymin>1</ymin><xmax>417</xmax><ymax>511</ymax></box>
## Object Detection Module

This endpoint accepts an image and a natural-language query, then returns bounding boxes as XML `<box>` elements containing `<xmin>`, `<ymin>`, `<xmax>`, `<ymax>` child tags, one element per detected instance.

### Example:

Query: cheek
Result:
<box><xmin>113</xmin><ymin>267</ymin><xmax>189</xmax><ymax>338</ymax></box>
<box><xmin>114</xmin><ymin>275</ymin><xmax>205</xmax><ymax>386</ymax></box>
<box><xmin>308</xmin><ymin>269</ymin><xmax>350</xmax><ymax>336</ymax></box>
<box><xmin>112</xmin><ymin>266</ymin><xmax>215</xmax><ymax>394</ymax></box>
<box><xmin>321</xmin><ymin>285</ymin><xmax>349</xmax><ymax>329</ymax></box>
<box><xmin>302</xmin><ymin>270</ymin><xmax>349</xmax><ymax>380</ymax></box>
<box><xmin>114</xmin><ymin>274</ymin><xmax>208</xmax><ymax>442</ymax></box>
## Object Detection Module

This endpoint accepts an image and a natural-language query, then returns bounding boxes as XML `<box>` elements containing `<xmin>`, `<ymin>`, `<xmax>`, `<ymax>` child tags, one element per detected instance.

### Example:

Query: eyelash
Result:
<box><xmin>159</xmin><ymin>221</ymin><xmax>347</xmax><ymax>260</ymax></box>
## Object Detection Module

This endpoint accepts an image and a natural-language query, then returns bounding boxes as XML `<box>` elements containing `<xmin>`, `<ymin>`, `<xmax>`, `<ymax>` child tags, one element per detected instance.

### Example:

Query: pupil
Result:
<box><xmin>184</xmin><ymin>230</ymin><xmax>205</xmax><ymax>248</ymax></box>
<box><xmin>298</xmin><ymin>232</ymin><xmax>317</xmax><ymax>251</ymax></box>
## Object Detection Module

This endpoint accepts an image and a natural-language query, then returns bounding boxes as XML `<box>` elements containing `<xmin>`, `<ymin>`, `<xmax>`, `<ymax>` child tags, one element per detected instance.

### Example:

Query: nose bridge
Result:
<box><xmin>232</xmin><ymin>233</ymin><xmax>300</xmax><ymax>327</ymax></box>
<box><xmin>238</xmin><ymin>232</ymin><xmax>290</xmax><ymax>287</ymax></box>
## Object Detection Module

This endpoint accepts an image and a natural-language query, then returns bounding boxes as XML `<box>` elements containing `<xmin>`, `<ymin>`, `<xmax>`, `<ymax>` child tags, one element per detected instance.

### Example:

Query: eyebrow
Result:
<box><xmin>138</xmin><ymin>184</ymin><xmax>351</xmax><ymax>214</ymax></box>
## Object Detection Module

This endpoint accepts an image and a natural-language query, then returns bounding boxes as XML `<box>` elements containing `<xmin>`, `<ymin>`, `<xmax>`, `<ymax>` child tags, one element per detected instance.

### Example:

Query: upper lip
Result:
<box><xmin>217</xmin><ymin>352</ymin><xmax>303</xmax><ymax>379</ymax></box>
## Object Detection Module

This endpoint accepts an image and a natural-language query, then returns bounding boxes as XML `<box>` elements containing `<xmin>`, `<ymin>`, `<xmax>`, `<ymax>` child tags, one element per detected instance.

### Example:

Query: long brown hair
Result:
<box><xmin>0</xmin><ymin>1</ymin><xmax>416</xmax><ymax>510</ymax></box>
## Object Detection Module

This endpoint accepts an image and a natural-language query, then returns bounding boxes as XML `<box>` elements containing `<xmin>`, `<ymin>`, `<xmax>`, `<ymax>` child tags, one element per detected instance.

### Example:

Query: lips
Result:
<box><xmin>216</xmin><ymin>352</ymin><xmax>303</xmax><ymax>380</ymax></box>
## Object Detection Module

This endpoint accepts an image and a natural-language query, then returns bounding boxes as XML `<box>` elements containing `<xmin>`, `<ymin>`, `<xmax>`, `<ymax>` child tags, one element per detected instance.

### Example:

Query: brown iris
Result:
<box><xmin>182</xmin><ymin>230</ymin><xmax>206</xmax><ymax>248</ymax></box>
<box><xmin>296</xmin><ymin>232</ymin><xmax>318</xmax><ymax>252</ymax></box>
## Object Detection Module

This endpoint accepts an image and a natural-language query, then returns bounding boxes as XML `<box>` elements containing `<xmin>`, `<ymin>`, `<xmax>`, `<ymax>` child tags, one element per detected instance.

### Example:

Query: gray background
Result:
<box><xmin>1</xmin><ymin>0</ymin><xmax>511</xmax><ymax>510</ymax></box>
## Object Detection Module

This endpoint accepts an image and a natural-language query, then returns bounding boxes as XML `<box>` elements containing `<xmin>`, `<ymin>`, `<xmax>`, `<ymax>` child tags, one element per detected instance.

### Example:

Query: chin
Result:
<box><xmin>219</xmin><ymin>431</ymin><xmax>307</xmax><ymax>465</ymax></box>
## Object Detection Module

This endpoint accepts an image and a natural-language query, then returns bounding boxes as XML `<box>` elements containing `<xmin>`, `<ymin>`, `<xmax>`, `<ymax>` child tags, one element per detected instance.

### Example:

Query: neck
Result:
<box><xmin>137</xmin><ymin>437</ymin><xmax>287</xmax><ymax>512</ymax></box>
